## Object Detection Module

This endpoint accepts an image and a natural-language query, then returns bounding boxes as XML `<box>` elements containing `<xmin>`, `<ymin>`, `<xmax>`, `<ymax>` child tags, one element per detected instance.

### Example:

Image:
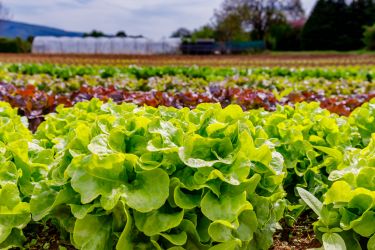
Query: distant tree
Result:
<box><xmin>267</xmin><ymin>22</ymin><xmax>303</xmax><ymax>50</ymax></box>
<box><xmin>213</xmin><ymin>0</ymin><xmax>305</xmax><ymax>41</ymax></box>
<box><xmin>83</xmin><ymin>30</ymin><xmax>106</xmax><ymax>38</ymax></box>
<box><xmin>0</xmin><ymin>37</ymin><xmax>30</xmax><ymax>53</ymax></box>
<box><xmin>27</xmin><ymin>36</ymin><xmax>34</xmax><ymax>44</ymax></box>
<box><xmin>171</xmin><ymin>27</ymin><xmax>191</xmax><ymax>38</ymax></box>
<box><xmin>302</xmin><ymin>0</ymin><xmax>343</xmax><ymax>50</ymax></box>
<box><xmin>116</xmin><ymin>31</ymin><xmax>127</xmax><ymax>37</ymax></box>
<box><xmin>347</xmin><ymin>0</ymin><xmax>375</xmax><ymax>49</ymax></box>
<box><xmin>363</xmin><ymin>23</ymin><xmax>375</xmax><ymax>50</ymax></box>
<box><xmin>191</xmin><ymin>25</ymin><xmax>216</xmax><ymax>40</ymax></box>
<box><xmin>215</xmin><ymin>11</ymin><xmax>249</xmax><ymax>41</ymax></box>
<box><xmin>302</xmin><ymin>0</ymin><xmax>375</xmax><ymax>51</ymax></box>
<box><xmin>128</xmin><ymin>34</ymin><xmax>144</xmax><ymax>39</ymax></box>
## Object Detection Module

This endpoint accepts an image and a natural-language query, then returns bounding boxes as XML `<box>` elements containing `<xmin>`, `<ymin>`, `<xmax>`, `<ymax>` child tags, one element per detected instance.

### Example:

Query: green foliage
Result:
<box><xmin>298</xmin><ymin>134</ymin><xmax>375</xmax><ymax>249</ymax></box>
<box><xmin>214</xmin><ymin>11</ymin><xmax>249</xmax><ymax>42</ymax></box>
<box><xmin>191</xmin><ymin>25</ymin><xmax>216</xmax><ymax>40</ymax></box>
<box><xmin>2</xmin><ymin>63</ymin><xmax>375</xmax><ymax>98</ymax></box>
<box><xmin>0</xmin><ymin>37</ymin><xmax>31</xmax><ymax>53</ymax></box>
<box><xmin>83</xmin><ymin>30</ymin><xmax>106</xmax><ymax>38</ymax></box>
<box><xmin>171</xmin><ymin>28</ymin><xmax>191</xmax><ymax>38</ymax></box>
<box><xmin>349</xmin><ymin>98</ymin><xmax>375</xmax><ymax>146</ymax></box>
<box><xmin>363</xmin><ymin>24</ymin><xmax>375</xmax><ymax>51</ymax></box>
<box><xmin>5</xmin><ymin>63</ymin><xmax>375</xmax><ymax>82</ymax></box>
<box><xmin>267</xmin><ymin>23</ymin><xmax>302</xmax><ymax>51</ymax></box>
<box><xmin>248</xmin><ymin>102</ymin><xmax>362</xmax><ymax>222</ymax></box>
<box><xmin>302</xmin><ymin>0</ymin><xmax>375</xmax><ymax>51</ymax></box>
<box><xmin>30</xmin><ymin>99</ymin><xmax>286</xmax><ymax>249</ymax></box>
<box><xmin>0</xmin><ymin>102</ymin><xmax>34</xmax><ymax>248</ymax></box>
<box><xmin>213</xmin><ymin>0</ymin><xmax>304</xmax><ymax>41</ymax></box>
<box><xmin>115</xmin><ymin>31</ymin><xmax>127</xmax><ymax>37</ymax></box>
<box><xmin>1</xmin><ymin>94</ymin><xmax>375</xmax><ymax>248</ymax></box>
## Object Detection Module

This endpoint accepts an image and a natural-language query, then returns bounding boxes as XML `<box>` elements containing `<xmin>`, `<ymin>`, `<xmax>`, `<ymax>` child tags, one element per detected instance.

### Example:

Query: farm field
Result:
<box><xmin>0</xmin><ymin>55</ymin><xmax>375</xmax><ymax>250</ymax></box>
<box><xmin>1</xmin><ymin>53</ymin><xmax>375</xmax><ymax>67</ymax></box>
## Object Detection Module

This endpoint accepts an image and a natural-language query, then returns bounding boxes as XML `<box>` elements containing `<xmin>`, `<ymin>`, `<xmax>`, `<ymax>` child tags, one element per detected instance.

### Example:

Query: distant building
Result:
<box><xmin>180</xmin><ymin>39</ymin><xmax>218</xmax><ymax>55</ymax></box>
<box><xmin>180</xmin><ymin>39</ymin><xmax>266</xmax><ymax>54</ymax></box>
<box><xmin>32</xmin><ymin>36</ymin><xmax>181</xmax><ymax>55</ymax></box>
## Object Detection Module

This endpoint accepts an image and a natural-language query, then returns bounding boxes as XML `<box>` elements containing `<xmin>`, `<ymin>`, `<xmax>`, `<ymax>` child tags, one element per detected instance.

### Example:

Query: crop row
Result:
<box><xmin>1</xmin><ymin>62</ymin><xmax>375</xmax><ymax>249</ymax></box>
<box><xmin>1</xmin><ymin>82</ymin><xmax>375</xmax><ymax>131</ymax></box>
<box><xmin>3</xmin><ymin>63</ymin><xmax>375</xmax><ymax>81</ymax></box>
<box><xmin>1</xmin><ymin>71</ymin><xmax>374</xmax><ymax>96</ymax></box>
<box><xmin>2</xmin><ymin>54</ymin><xmax>375</xmax><ymax>67</ymax></box>
<box><xmin>1</xmin><ymin>99</ymin><xmax>375</xmax><ymax>249</ymax></box>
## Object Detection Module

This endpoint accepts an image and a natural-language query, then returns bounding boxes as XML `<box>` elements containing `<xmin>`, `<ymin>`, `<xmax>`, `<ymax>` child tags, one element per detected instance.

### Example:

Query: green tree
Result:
<box><xmin>302</xmin><ymin>0</ymin><xmax>375</xmax><ymax>51</ymax></box>
<box><xmin>215</xmin><ymin>11</ymin><xmax>249</xmax><ymax>41</ymax></box>
<box><xmin>363</xmin><ymin>23</ymin><xmax>375</xmax><ymax>50</ymax></box>
<box><xmin>0</xmin><ymin>37</ymin><xmax>30</xmax><ymax>53</ymax></box>
<box><xmin>170</xmin><ymin>28</ymin><xmax>191</xmax><ymax>38</ymax></box>
<box><xmin>213</xmin><ymin>0</ymin><xmax>305</xmax><ymax>41</ymax></box>
<box><xmin>191</xmin><ymin>25</ymin><xmax>216</xmax><ymax>40</ymax></box>
<box><xmin>267</xmin><ymin>22</ymin><xmax>302</xmax><ymax>50</ymax></box>
<box><xmin>347</xmin><ymin>0</ymin><xmax>375</xmax><ymax>49</ymax></box>
<box><xmin>83</xmin><ymin>30</ymin><xmax>106</xmax><ymax>38</ymax></box>
<box><xmin>116</xmin><ymin>31</ymin><xmax>127</xmax><ymax>37</ymax></box>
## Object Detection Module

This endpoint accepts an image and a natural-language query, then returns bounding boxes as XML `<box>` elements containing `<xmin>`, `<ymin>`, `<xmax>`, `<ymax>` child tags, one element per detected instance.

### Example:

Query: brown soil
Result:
<box><xmin>0</xmin><ymin>53</ymin><xmax>375</xmax><ymax>67</ymax></box>
<box><xmin>21</xmin><ymin>222</ymin><xmax>76</xmax><ymax>250</ymax></box>
<box><xmin>272</xmin><ymin>213</ymin><xmax>322</xmax><ymax>250</ymax></box>
<box><xmin>12</xmin><ymin>215</ymin><xmax>321</xmax><ymax>250</ymax></box>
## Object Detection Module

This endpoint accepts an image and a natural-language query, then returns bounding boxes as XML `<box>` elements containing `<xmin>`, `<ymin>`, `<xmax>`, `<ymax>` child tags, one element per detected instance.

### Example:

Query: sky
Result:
<box><xmin>4</xmin><ymin>0</ymin><xmax>317</xmax><ymax>39</ymax></box>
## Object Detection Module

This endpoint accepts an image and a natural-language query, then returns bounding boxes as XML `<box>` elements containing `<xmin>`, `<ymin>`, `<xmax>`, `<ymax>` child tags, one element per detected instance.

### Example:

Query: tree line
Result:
<box><xmin>1</xmin><ymin>0</ymin><xmax>375</xmax><ymax>52</ymax></box>
<box><xmin>173</xmin><ymin>0</ymin><xmax>375</xmax><ymax>51</ymax></box>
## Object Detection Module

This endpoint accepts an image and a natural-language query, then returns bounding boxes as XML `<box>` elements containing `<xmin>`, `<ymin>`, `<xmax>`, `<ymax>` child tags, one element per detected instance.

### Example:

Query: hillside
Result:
<box><xmin>0</xmin><ymin>19</ymin><xmax>83</xmax><ymax>39</ymax></box>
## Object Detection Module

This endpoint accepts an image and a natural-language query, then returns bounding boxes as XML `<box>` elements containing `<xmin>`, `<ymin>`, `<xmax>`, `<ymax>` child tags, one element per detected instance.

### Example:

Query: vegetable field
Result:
<box><xmin>0</xmin><ymin>55</ymin><xmax>375</xmax><ymax>250</ymax></box>
<box><xmin>1</xmin><ymin>53</ymin><xmax>375</xmax><ymax>67</ymax></box>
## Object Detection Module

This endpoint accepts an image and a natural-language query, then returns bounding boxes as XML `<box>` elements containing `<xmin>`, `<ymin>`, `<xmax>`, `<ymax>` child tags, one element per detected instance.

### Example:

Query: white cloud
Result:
<box><xmin>4</xmin><ymin>0</ymin><xmax>317</xmax><ymax>39</ymax></box>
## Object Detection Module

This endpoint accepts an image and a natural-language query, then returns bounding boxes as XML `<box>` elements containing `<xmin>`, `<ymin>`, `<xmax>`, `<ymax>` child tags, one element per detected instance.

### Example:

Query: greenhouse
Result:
<box><xmin>32</xmin><ymin>36</ymin><xmax>181</xmax><ymax>54</ymax></box>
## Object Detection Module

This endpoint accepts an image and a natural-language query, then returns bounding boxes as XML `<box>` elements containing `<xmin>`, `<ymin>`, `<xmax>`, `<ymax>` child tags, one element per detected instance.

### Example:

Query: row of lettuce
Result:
<box><xmin>3</xmin><ymin>63</ymin><xmax>375</xmax><ymax>81</ymax></box>
<box><xmin>1</xmin><ymin>80</ymin><xmax>374</xmax><ymax>133</ymax></box>
<box><xmin>1</xmin><ymin>98</ymin><xmax>375</xmax><ymax>249</ymax></box>
<box><xmin>1</xmin><ymin>69</ymin><xmax>374</xmax><ymax>96</ymax></box>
